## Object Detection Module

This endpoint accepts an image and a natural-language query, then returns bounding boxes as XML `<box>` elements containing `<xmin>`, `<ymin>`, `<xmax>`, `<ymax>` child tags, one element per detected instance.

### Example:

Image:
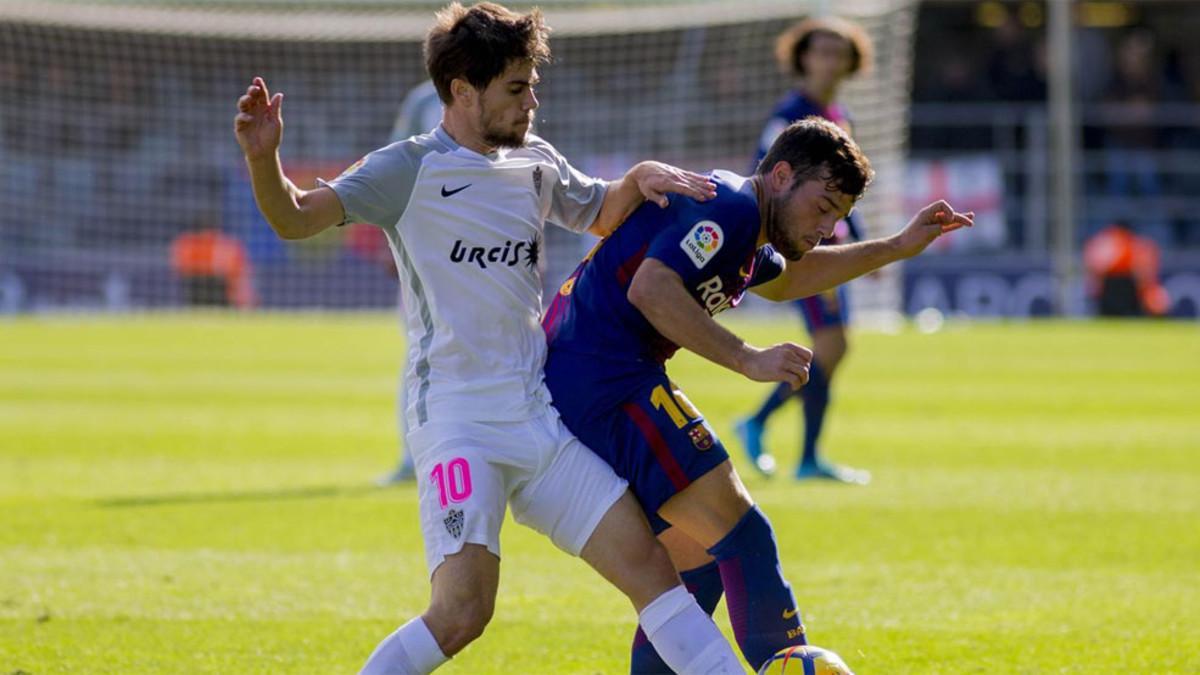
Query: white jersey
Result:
<box><xmin>322</xmin><ymin>126</ymin><xmax>607</xmax><ymax>428</ymax></box>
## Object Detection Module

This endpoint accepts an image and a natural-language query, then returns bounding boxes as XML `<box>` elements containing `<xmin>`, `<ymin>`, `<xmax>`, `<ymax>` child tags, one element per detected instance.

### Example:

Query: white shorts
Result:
<box><xmin>408</xmin><ymin>405</ymin><xmax>628</xmax><ymax>577</ymax></box>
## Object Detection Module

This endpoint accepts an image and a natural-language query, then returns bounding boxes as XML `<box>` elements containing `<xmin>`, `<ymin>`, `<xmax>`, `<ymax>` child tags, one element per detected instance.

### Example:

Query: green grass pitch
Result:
<box><xmin>2</xmin><ymin>315</ymin><xmax>1198</xmax><ymax>673</ymax></box>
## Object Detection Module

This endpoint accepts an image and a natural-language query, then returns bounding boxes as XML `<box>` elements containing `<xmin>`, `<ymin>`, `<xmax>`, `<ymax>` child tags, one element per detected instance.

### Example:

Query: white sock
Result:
<box><xmin>639</xmin><ymin>585</ymin><xmax>745</xmax><ymax>674</ymax></box>
<box><xmin>359</xmin><ymin>616</ymin><xmax>449</xmax><ymax>675</ymax></box>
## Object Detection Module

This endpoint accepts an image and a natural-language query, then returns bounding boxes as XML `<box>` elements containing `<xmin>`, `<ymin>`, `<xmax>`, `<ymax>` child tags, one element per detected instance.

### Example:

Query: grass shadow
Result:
<box><xmin>94</xmin><ymin>484</ymin><xmax>391</xmax><ymax>508</ymax></box>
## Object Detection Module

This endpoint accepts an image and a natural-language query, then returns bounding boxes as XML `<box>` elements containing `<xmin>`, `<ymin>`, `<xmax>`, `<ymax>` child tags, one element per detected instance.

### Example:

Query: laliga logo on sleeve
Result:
<box><xmin>338</xmin><ymin>156</ymin><xmax>367</xmax><ymax>178</ymax></box>
<box><xmin>681</xmin><ymin>220</ymin><xmax>723</xmax><ymax>268</ymax></box>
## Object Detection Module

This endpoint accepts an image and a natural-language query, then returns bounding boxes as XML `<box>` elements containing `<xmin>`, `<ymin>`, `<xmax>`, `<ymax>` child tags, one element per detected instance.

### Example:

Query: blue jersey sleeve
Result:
<box><xmin>644</xmin><ymin>190</ymin><xmax>760</xmax><ymax>288</ymax></box>
<box><xmin>748</xmin><ymin>245</ymin><xmax>785</xmax><ymax>287</ymax></box>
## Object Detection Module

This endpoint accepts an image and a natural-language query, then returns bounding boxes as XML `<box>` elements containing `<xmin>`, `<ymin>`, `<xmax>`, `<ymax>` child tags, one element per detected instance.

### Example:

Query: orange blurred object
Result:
<box><xmin>1083</xmin><ymin>223</ymin><xmax>1168</xmax><ymax>316</ymax></box>
<box><xmin>169</xmin><ymin>230</ymin><xmax>257</xmax><ymax>309</ymax></box>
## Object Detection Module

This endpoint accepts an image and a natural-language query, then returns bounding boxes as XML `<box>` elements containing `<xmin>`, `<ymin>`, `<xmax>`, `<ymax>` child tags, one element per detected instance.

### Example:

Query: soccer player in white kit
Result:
<box><xmin>233</xmin><ymin>3</ymin><xmax>746</xmax><ymax>673</ymax></box>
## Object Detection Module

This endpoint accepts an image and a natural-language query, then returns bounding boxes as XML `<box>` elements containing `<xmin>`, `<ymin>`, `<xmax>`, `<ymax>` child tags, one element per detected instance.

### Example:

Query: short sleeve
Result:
<box><xmin>748</xmin><ymin>245</ymin><xmax>786</xmax><ymax>287</ymax></box>
<box><xmin>541</xmin><ymin>142</ymin><xmax>608</xmax><ymax>233</ymax></box>
<box><xmin>644</xmin><ymin>198</ymin><xmax>758</xmax><ymax>288</ymax></box>
<box><xmin>318</xmin><ymin>142</ymin><xmax>422</xmax><ymax>228</ymax></box>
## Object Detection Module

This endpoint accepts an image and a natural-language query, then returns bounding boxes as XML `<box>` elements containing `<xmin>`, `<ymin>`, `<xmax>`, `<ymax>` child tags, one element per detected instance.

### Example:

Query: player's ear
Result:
<box><xmin>769</xmin><ymin>161</ymin><xmax>794</xmax><ymax>193</ymax></box>
<box><xmin>450</xmin><ymin>78</ymin><xmax>476</xmax><ymax>107</ymax></box>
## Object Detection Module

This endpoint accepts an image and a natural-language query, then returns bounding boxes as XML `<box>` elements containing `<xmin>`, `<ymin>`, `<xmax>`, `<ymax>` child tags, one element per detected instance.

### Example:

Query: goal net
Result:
<box><xmin>0</xmin><ymin>0</ymin><xmax>916</xmax><ymax>318</ymax></box>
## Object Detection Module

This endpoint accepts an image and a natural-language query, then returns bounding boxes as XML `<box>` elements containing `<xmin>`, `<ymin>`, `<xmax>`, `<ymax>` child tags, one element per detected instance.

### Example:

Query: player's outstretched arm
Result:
<box><xmin>628</xmin><ymin>258</ymin><xmax>811</xmax><ymax>388</ymax></box>
<box><xmin>234</xmin><ymin>77</ymin><xmax>344</xmax><ymax>240</ymax></box>
<box><xmin>587</xmin><ymin>162</ymin><xmax>717</xmax><ymax>237</ymax></box>
<box><xmin>754</xmin><ymin>200</ymin><xmax>973</xmax><ymax>302</ymax></box>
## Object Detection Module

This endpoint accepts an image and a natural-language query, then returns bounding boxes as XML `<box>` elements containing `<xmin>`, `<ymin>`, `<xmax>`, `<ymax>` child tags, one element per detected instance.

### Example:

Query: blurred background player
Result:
<box><xmin>376</xmin><ymin>80</ymin><xmax>443</xmax><ymax>486</ymax></box>
<box><xmin>735</xmin><ymin>16</ymin><xmax>874</xmax><ymax>484</ymax></box>
<box><xmin>1083</xmin><ymin>220</ymin><xmax>1168</xmax><ymax>317</ymax></box>
<box><xmin>169</xmin><ymin>226</ymin><xmax>257</xmax><ymax>309</ymax></box>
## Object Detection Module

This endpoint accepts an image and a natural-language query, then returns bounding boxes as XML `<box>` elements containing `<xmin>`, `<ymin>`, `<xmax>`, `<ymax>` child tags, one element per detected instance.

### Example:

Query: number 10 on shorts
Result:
<box><xmin>431</xmin><ymin>457</ymin><xmax>473</xmax><ymax>509</ymax></box>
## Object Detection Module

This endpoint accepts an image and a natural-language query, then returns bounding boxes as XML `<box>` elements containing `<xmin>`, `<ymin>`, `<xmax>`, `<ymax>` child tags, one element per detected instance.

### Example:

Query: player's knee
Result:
<box><xmin>594</xmin><ymin>518</ymin><xmax>680</xmax><ymax>607</ymax></box>
<box><xmin>628</xmin><ymin>539</ymin><xmax>682</xmax><ymax>605</ymax></box>
<box><xmin>832</xmin><ymin>335</ymin><xmax>848</xmax><ymax>362</ymax></box>
<box><xmin>816</xmin><ymin>337</ymin><xmax>847</xmax><ymax>369</ymax></box>
<box><xmin>425</xmin><ymin>595</ymin><xmax>495</xmax><ymax>655</ymax></box>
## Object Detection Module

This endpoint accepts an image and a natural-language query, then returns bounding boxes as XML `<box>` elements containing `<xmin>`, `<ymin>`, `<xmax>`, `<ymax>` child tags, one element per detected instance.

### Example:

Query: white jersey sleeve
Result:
<box><xmin>320</xmin><ymin>136</ymin><xmax>441</xmax><ymax>228</ymax></box>
<box><xmin>526</xmin><ymin>135</ymin><xmax>608</xmax><ymax>234</ymax></box>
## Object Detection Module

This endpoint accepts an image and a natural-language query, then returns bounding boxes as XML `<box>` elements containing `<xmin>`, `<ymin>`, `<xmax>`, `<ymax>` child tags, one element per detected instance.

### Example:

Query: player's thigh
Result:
<box><xmin>508</xmin><ymin>410</ymin><xmax>628</xmax><ymax>559</ymax></box>
<box><xmin>658</xmin><ymin>459</ymin><xmax>755</xmax><ymax>549</ymax></box>
<box><xmin>657</xmin><ymin>525</ymin><xmax>714</xmax><ymax>572</ymax></box>
<box><xmin>612</xmin><ymin>376</ymin><xmax>731</xmax><ymax>534</ymax></box>
<box><xmin>578</xmin><ymin>489</ymin><xmax>680</xmax><ymax>611</ymax></box>
<box><xmin>409</xmin><ymin>423</ymin><xmax>511</xmax><ymax>579</ymax></box>
<box><xmin>427</xmin><ymin>542</ymin><xmax>500</xmax><ymax>623</ymax></box>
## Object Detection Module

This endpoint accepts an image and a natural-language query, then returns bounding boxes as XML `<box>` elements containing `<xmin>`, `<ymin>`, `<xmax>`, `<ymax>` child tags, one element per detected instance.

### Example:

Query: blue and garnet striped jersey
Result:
<box><xmin>543</xmin><ymin>170</ymin><xmax>785</xmax><ymax>368</ymax></box>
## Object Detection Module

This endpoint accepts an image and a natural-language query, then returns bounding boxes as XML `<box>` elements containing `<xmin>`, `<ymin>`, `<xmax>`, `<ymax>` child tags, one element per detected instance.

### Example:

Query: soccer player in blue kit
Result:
<box><xmin>736</xmin><ymin>17</ymin><xmax>875</xmax><ymax>483</ymax></box>
<box><xmin>542</xmin><ymin>118</ymin><xmax>972</xmax><ymax>673</ymax></box>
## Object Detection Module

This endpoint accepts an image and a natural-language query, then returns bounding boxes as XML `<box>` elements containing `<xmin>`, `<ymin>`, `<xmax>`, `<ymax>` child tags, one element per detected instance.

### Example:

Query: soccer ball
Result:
<box><xmin>756</xmin><ymin>645</ymin><xmax>854</xmax><ymax>675</ymax></box>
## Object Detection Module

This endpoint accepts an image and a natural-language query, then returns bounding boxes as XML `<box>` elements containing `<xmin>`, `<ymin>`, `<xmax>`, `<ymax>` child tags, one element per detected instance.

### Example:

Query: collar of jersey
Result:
<box><xmin>434</xmin><ymin>124</ymin><xmax>506</xmax><ymax>162</ymax></box>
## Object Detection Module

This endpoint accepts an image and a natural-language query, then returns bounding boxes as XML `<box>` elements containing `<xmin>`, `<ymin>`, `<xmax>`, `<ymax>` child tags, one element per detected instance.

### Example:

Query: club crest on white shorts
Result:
<box><xmin>443</xmin><ymin>509</ymin><xmax>464</xmax><ymax>539</ymax></box>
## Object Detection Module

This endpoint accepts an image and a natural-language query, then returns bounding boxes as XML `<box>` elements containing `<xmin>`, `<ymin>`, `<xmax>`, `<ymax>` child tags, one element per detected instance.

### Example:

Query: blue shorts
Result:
<box><xmin>544</xmin><ymin>354</ymin><xmax>729</xmax><ymax>534</ymax></box>
<box><xmin>794</xmin><ymin>285</ymin><xmax>849</xmax><ymax>332</ymax></box>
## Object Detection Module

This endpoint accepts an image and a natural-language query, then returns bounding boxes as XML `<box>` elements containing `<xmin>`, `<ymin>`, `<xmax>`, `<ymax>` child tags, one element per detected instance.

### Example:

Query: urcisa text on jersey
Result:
<box><xmin>449</xmin><ymin>237</ymin><xmax>540</xmax><ymax>270</ymax></box>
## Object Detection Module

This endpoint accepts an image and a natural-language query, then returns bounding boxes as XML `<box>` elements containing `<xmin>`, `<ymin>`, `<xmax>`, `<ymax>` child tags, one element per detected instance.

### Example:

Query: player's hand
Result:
<box><xmin>738</xmin><ymin>342</ymin><xmax>813</xmax><ymax>389</ymax></box>
<box><xmin>894</xmin><ymin>200</ymin><xmax>973</xmax><ymax>258</ymax></box>
<box><xmin>234</xmin><ymin>77</ymin><xmax>284</xmax><ymax>161</ymax></box>
<box><xmin>632</xmin><ymin>161</ymin><xmax>718</xmax><ymax>208</ymax></box>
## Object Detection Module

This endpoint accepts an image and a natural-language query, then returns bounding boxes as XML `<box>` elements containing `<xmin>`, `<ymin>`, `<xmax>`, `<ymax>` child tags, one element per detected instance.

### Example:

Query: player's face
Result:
<box><xmin>768</xmin><ymin>177</ymin><xmax>854</xmax><ymax>261</ymax></box>
<box><xmin>477</xmin><ymin>60</ymin><xmax>540</xmax><ymax>149</ymax></box>
<box><xmin>801</xmin><ymin>32</ymin><xmax>853</xmax><ymax>89</ymax></box>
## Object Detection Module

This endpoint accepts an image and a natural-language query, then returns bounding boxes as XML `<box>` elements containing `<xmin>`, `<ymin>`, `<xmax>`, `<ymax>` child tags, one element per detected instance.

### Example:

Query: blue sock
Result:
<box><xmin>800</xmin><ymin>361</ymin><xmax>830</xmax><ymax>467</ymax></box>
<box><xmin>751</xmin><ymin>381</ymin><xmax>796</xmax><ymax>426</ymax></box>
<box><xmin>707</xmin><ymin>505</ymin><xmax>806</xmax><ymax>670</ymax></box>
<box><xmin>630</xmin><ymin>561</ymin><xmax>724</xmax><ymax>674</ymax></box>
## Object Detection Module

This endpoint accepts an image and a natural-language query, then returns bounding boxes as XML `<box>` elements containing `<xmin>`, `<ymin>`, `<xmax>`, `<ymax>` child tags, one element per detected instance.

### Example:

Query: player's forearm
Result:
<box><xmin>588</xmin><ymin>166</ymin><xmax>645</xmax><ymax>237</ymax></box>
<box><xmin>628</xmin><ymin>264</ymin><xmax>753</xmax><ymax>375</ymax></box>
<box><xmin>777</xmin><ymin>235</ymin><xmax>904</xmax><ymax>300</ymax></box>
<box><xmin>245</xmin><ymin>154</ymin><xmax>320</xmax><ymax>240</ymax></box>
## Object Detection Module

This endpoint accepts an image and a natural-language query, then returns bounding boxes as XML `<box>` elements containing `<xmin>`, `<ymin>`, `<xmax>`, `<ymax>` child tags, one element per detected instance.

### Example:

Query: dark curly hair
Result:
<box><xmin>774</xmin><ymin>16</ymin><xmax>873</xmax><ymax>78</ymax></box>
<box><xmin>425</xmin><ymin>2</ymin><xmax>551</xmax><ymax>104</ymax></box>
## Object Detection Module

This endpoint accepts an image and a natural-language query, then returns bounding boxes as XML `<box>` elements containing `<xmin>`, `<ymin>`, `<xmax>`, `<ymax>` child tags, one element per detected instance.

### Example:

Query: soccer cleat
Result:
<box><xmin>734</xmin><ymin>417</ymin><xmax>776</xmax><ymax>477</ymax></box>
<box><xmin>795</xmin><ymin>459</ymin><xmax>870</xmax><ymax>485</ymax></box>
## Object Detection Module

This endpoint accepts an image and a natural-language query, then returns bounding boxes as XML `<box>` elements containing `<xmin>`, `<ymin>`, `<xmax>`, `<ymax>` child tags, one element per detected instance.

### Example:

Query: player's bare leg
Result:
<box><xmin>811</xmin><ymin>324</ymin><xmax>847</xmax><ymax>377</ymax></box>
<box><xmin>359</xmin><ymin>544</ymin><xmax>498</xmax><ymax>674</ymax></box>
<box><xmin>581</xmin><ymin>490</ymin><xmax>745</xmax><ymax>673</ymax></box>
<box><xmin>580</xmin><ymin>492</ymin><xmax>679</xmax><ymax>609</ymax></box>
<box><xmin>629</xmin><ymin>529</ymin><xmax>724</xmax><ymax>673</ymax></box>
<box><xmin>658</xmin><ymin>460</ymin><xmax>753</xmax><ymax>549</ymax></box>
<box><xmin>795</xmin><ymin>325</ymin><xmax>869</xmax><ymax>485</ymax></box>
<box><xmin>423</xmin><ymin>545</ymin><xmax>500</xmax><ymax>655</ymax></box>
<box><xmin>658</xmin><ymin>460</ymin><xmax>807</xmax><ymax>670</ymax></box>
<box><xmin>658</xmin><ymin>526</ymin><xmax>715</xmax><ymax>571</ymax></box>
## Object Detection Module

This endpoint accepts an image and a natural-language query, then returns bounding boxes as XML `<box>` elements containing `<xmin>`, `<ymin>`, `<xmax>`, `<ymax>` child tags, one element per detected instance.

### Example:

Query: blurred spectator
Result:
<box><xmin>170</xmin><ymin>228</ymin><xmax>257</xmax><ymax>309</ymax></box>
<box><xmin>1083</xmin><ymin>221</ymin><xmax>1168</xmax><ymax>317</ymax></box>
<box><xmin>985</xmin><ymin>13</ymin><xmax>1046</xmax><ymax>101</ymax></box>
<box><xmin>1102</xmin><ymin>30</ymin><xmax>1164</xmax><ymax>192</ymax></box>
<box><xmin>1099</xmin><ymin>28</ymin><xmax>1187</xmax><ymax>243</ymax></box>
